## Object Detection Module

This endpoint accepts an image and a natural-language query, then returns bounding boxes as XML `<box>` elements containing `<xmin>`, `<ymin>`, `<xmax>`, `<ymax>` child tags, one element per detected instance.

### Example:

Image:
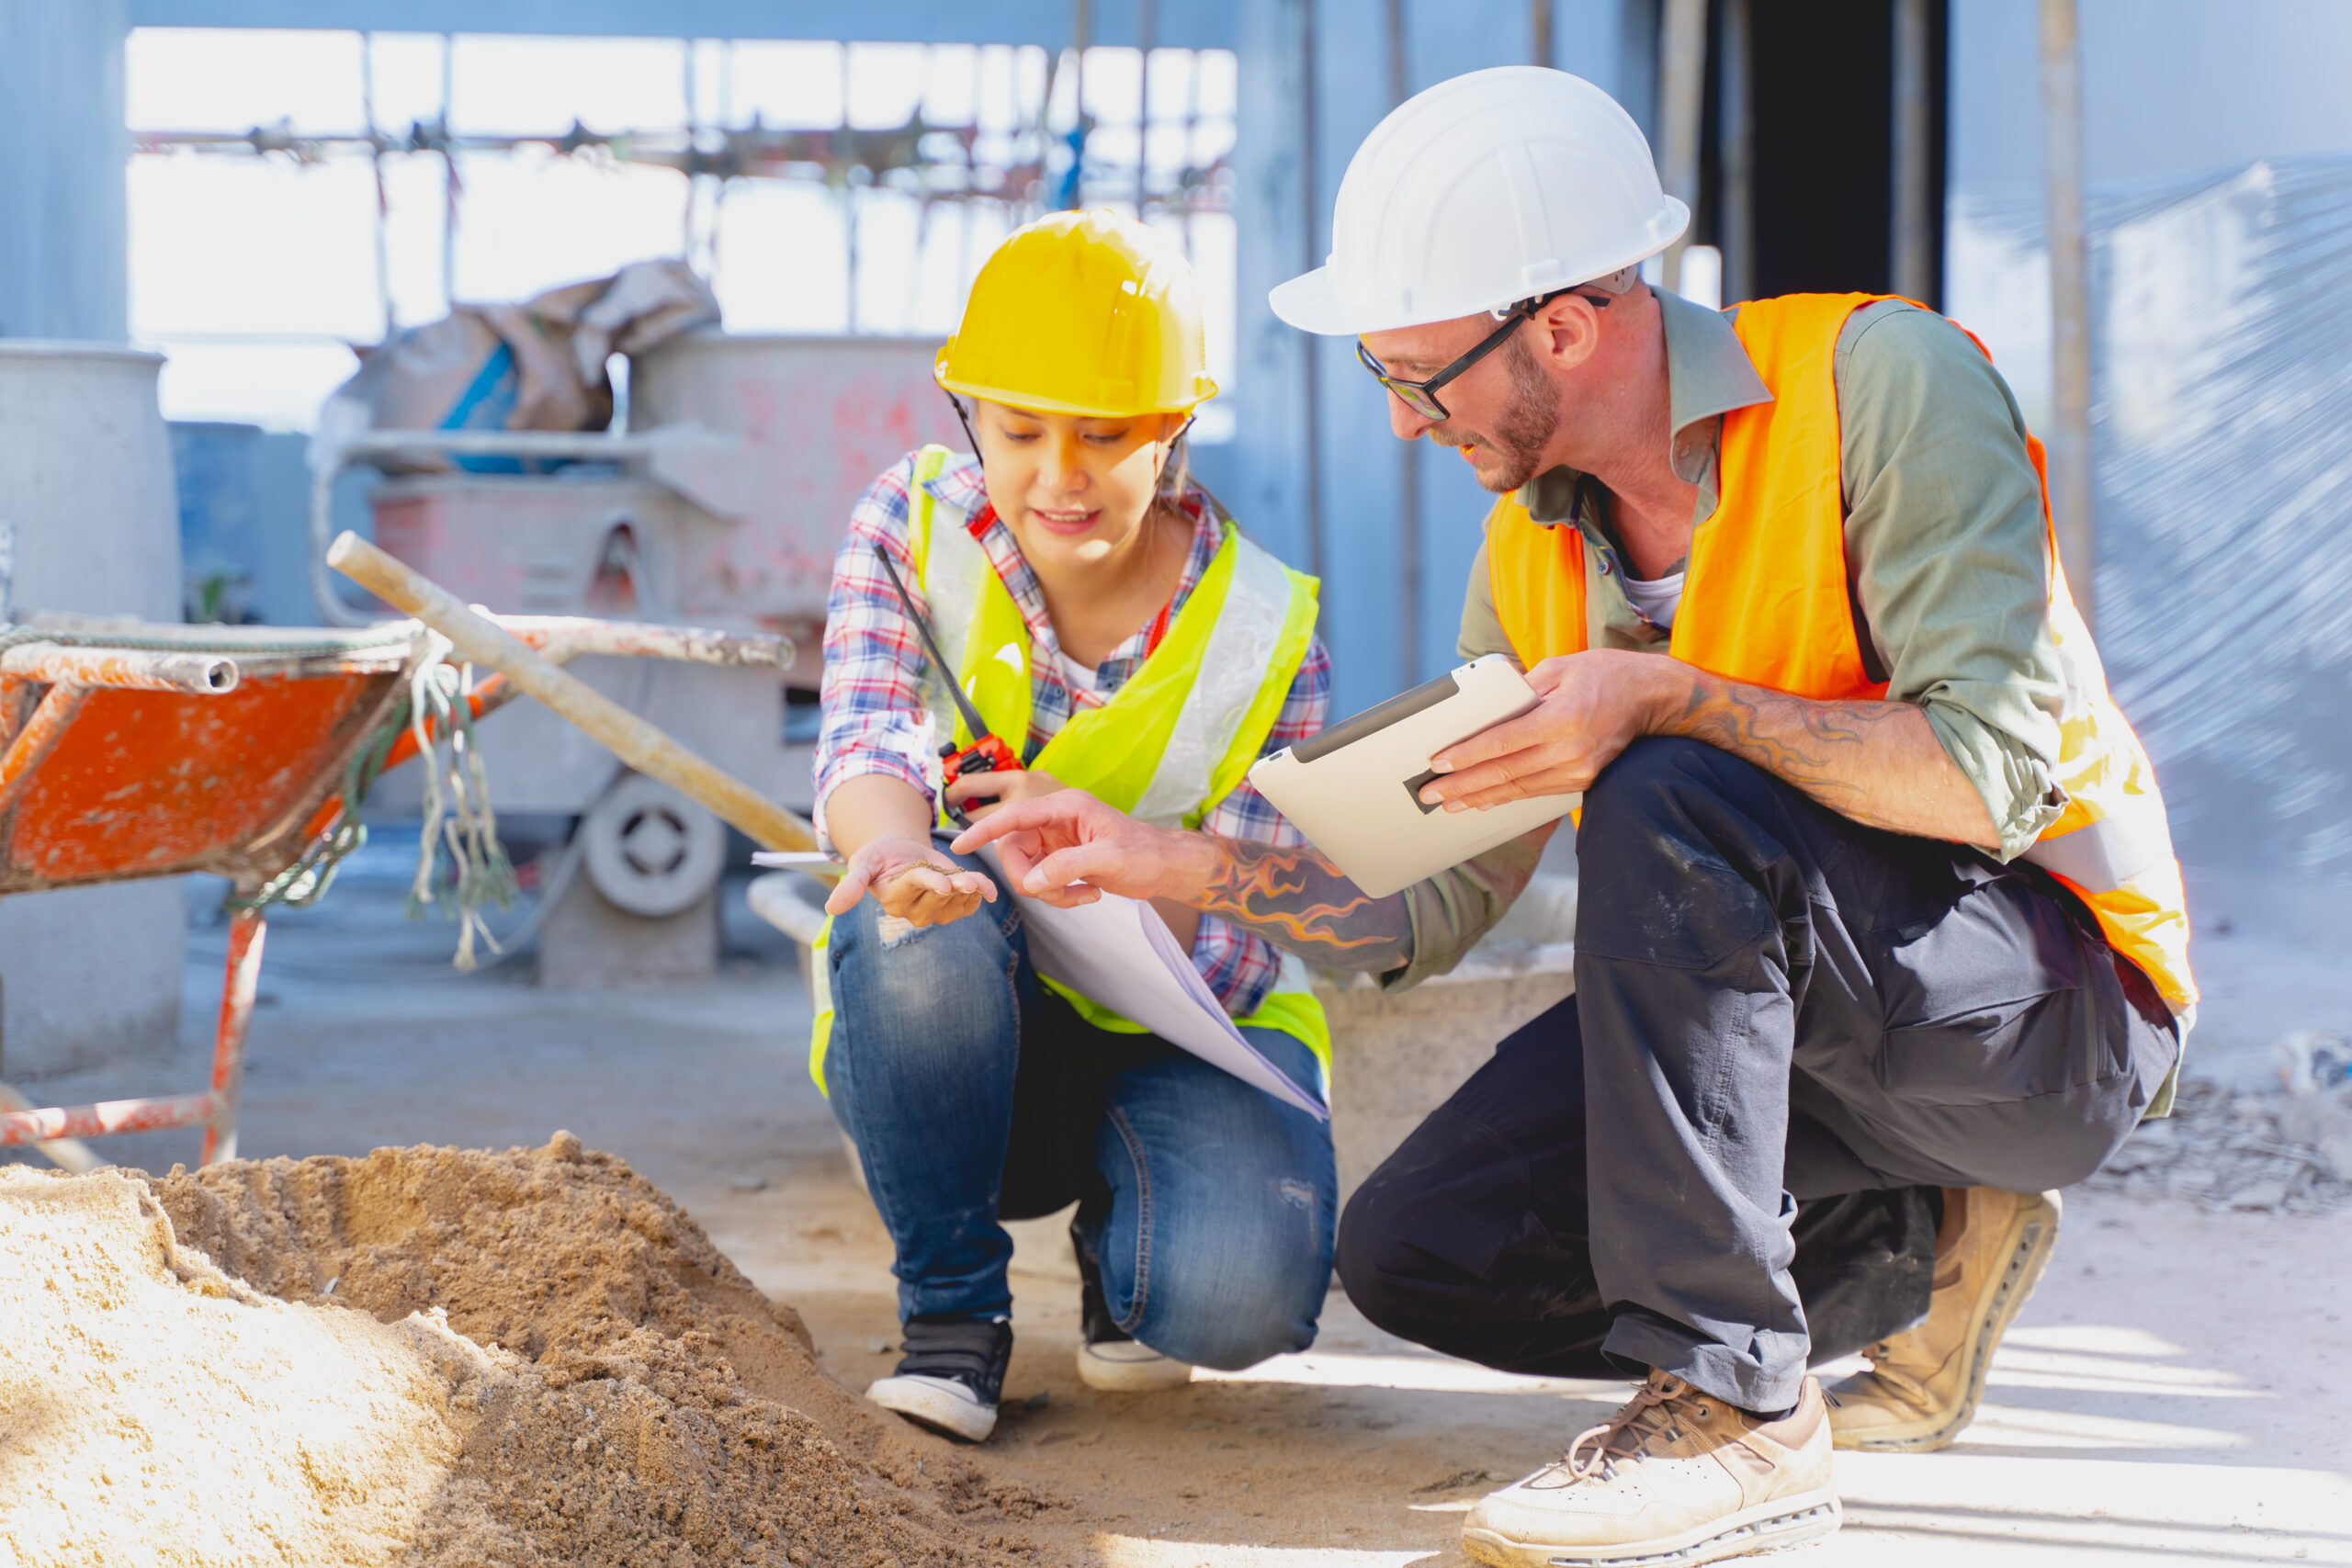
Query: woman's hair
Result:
<box><xmin>1154</xmin><ymin>425</ymin><xmax>1195</xmax><ymax>509</ymax></box>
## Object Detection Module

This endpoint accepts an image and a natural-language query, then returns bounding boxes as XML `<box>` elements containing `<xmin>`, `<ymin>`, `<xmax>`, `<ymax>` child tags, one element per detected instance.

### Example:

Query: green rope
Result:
<box><xmin>224</xmin><ymin>694</ymin><xmax>408</xmax><ymax>914</ymax></box>
<box><xmin>226</xmin><ymin>637</ymin><xmax>516</xmax><ymax>969</ymax></box>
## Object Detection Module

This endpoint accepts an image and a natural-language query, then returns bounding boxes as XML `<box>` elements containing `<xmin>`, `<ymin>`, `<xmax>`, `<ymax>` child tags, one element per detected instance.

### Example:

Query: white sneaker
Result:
<box><xmin>1075</xmin><ymin>1337</ymin><xmax>1194</xmax><ymax>1393</ymax></box>
<box><xmin>1071</xmin><ymin>1220</ymin><xmax>1193</xmax><ymax>1393</ymax></box>
<box><xmin>866</xmin><ymin>1371</ymin><xmax>1000</xmax><ymax>1442</ymax></box>
<box><xmin>1462</xmin><ymin>1371</ymin><xmax>1839</xmax><ymax>1568</ymax></box>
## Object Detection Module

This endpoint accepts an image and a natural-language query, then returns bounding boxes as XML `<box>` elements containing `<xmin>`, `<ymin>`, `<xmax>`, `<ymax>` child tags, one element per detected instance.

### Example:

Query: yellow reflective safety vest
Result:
<box><xmin>809</xmin><ymin>446</ymin><xmax>1330</xmax><ymax>1098</ymax></box>
<box><xmin>1484</xmin><ymin>293</ymin><xmax>2195</xmax><ymax>1104</ymax></box>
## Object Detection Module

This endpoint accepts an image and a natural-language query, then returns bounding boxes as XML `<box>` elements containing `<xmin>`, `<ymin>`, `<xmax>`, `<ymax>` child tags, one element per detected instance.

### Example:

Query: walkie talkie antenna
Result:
<box><xmin>872</xmin><ymin>543</ymin><xmax>992</xmax><ymax>743</ymax></box>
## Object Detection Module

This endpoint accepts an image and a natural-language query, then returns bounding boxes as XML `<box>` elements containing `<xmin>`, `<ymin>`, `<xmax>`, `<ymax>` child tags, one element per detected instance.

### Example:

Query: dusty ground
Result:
<box><xmin>12</xmin><ymin>832</ymin><xmax>2350</xmax><ymax>1566</ymax></box>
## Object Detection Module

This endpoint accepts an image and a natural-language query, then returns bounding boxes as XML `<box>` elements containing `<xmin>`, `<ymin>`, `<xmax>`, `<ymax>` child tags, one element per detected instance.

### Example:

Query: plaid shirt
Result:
<box><xmin>816</xmin><ymin>450</ymin><xmax>1329</xmax><ymax>1018</ymax></box>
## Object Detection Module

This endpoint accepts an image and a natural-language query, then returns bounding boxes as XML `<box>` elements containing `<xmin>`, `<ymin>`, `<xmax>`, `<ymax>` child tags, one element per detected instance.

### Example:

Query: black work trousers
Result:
<box><xmin>1336</xmin><ymin>737</ymin><xmax>2179</xmax><ymax>1415</ymax></box>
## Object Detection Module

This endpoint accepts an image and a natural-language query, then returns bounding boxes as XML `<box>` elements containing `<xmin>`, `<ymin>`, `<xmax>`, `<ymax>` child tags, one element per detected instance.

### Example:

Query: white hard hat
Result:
<box><xmin>1270</xmin><ymin>66</ymin><xmax>1689</xmax><ymax>336</ymax></box>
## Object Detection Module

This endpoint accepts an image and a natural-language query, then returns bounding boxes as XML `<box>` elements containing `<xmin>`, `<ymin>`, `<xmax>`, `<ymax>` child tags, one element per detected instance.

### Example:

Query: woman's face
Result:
<box><xmin>974</xmin><ymin>400</ymin><xmax>1185</xmax><ymax>574</ymax></box>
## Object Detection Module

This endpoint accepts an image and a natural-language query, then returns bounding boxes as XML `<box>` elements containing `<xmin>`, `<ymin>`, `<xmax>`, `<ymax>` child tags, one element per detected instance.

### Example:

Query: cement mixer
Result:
<box><xmin>312</xmin><ymin>331</ymin><xmax>962</xmax><ymax>980</ymax></box>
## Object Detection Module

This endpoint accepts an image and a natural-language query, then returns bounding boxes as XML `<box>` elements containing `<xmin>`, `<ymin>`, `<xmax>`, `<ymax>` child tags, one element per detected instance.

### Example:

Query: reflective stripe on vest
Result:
<box><xmin>808</xmin><ymin>446</ymin><xmax>1329</xmax><ymax>1095</ymax></box>
<box><xmin>1483</xmin><ymin>293</ymin><xmax>2196</xmax><ymax>1036</ymax></box>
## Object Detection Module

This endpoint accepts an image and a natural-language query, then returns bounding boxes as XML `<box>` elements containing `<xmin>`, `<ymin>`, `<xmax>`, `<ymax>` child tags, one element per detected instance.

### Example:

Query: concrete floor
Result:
<box><xmin>15</xmin><ymin>833</ymin><xmax>2350</xmax><ymax>1567</ymax></box>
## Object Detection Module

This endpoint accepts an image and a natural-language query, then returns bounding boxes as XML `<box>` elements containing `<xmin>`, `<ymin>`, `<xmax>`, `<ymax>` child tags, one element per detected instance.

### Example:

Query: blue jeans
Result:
<box><xmin>823</xmin><ymin>847</ymin><xmax>1335</xmax><ymax>1371</ymax></box>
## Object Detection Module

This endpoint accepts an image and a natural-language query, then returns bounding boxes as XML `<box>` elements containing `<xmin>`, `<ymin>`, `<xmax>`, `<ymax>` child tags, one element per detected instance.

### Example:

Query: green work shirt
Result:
<box><xmin>1390</xmin><ymin>288</ymin><xmax>2068</xmax><ymax>991</ymax></box>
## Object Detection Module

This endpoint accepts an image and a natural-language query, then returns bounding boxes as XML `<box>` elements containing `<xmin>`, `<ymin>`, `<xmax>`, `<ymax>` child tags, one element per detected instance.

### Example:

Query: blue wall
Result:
<box><xmin>0</xmin><ymin>0</ymin><xmax>130</xmax><ymax>340</ymax></box>
<box><xmin>170</xmin><ymin>423</ymin><xmax>320</xmax><ymax>625</ymax></box>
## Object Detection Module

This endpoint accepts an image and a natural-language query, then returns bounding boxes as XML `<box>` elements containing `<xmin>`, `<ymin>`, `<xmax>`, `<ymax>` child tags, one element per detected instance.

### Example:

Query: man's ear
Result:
<box><xmin>1528</xmin><ymin>294</ymin><xmax>1608</xmax><ymax>373</ymax></box>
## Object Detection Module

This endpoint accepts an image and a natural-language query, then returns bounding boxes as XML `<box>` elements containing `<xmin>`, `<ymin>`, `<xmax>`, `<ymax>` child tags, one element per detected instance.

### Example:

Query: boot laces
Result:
<box><xmin>1563</xmin><ymin>1375</ymin><xmax>1696</xmax><ymax>1481</ymax></box>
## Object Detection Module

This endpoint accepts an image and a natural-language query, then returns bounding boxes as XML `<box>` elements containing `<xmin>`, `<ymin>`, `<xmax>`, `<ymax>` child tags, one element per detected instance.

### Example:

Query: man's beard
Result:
<box><xmin>1426</xmin><ymin>334</ymin><xmax>1561</xmax><ymax>494</ymax></box>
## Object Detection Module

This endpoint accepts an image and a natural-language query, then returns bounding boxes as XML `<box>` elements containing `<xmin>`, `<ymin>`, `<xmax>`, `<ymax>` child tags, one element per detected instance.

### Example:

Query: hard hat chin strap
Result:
<box><xmin>944</xmin><ymin>387</ymin><xmax>1196</xmax><ymax>508</ymax></box>
<box><xmin>944</xmin><ymin>387</ymin><xmax>984</xmax><ymax>462</ymax></box>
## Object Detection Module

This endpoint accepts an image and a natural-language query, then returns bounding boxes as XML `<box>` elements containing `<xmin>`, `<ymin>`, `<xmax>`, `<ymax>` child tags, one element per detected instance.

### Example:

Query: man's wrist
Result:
<box><xmin>1637</xmin><ymin>656</ymin><xmax>1705</xmax><ymax>736</ymax></box>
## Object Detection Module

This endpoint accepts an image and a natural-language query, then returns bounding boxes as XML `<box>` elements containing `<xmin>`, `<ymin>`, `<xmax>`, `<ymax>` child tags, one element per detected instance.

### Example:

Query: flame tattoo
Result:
<box><xmin>1194</xmin><ymin>841</ymin><xmax>1416</xmax><ymax>967</ymax></box>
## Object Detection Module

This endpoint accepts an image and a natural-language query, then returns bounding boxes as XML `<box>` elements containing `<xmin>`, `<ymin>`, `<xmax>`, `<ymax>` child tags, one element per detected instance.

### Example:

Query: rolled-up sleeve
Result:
<box><xmin>1837</xmin><ymin>302</ymin><xmax>2069</xmax><ymax>861</ymax></box>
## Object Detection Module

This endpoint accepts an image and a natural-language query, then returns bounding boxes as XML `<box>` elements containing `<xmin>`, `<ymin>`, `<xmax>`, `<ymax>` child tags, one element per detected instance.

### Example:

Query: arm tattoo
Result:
<box><xmin>1195</xmin><ymin>841</ymin><xmax>1417</xmax><ymax>972</ymax></box>
<box><xmin>1664</xmin><ymin>679</ymin><xmax>1985</xmax><ymax>842</ymax></box>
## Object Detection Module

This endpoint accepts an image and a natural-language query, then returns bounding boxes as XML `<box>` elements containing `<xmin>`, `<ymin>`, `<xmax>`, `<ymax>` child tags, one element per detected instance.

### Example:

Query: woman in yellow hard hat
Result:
<box><xmin>802</xmin><ymin>209</ymin><xmax>1336</xmax><ymax>1443</ymax></box>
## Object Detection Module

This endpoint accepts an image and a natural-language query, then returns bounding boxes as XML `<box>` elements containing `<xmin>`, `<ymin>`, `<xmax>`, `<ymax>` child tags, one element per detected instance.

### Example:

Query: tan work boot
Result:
<box><xmin>1826</xmin><ymin>1186</ymin><xmax>2061</xmax><ymax>1452</ymax></box>
<box><xmin>1461</xmin><ymin>1371</ymin><xmax>1840</xmax><ymax>1568</ymax></box>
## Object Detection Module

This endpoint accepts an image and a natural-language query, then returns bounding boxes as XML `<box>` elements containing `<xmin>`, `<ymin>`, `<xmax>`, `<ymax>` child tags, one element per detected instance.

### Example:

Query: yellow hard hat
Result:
<box><xmin>935</xmin><ymin>209</ymin><xmax>1218</xmax><ymax>418</ymax></box>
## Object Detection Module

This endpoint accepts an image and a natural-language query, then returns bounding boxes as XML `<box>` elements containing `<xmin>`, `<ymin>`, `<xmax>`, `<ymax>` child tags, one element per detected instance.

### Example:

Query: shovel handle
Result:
<box><xmin>327</xmin><ymin>531</ymin><xmax>821</xmax><ymax>855</ymax></box>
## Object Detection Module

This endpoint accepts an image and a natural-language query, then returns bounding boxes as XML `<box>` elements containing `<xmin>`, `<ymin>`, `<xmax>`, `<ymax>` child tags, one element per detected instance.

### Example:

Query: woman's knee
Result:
<box><xmin>831</xmin><ymin>872</ymin><xmax>1019</xmax><ymax>1037</ymax></box>
<box><xmin>1114</xmin><ymin>1186</ymin><xmax>1333</xmax><ymax>1371</ymax></box>
<box><xmin>1127</xmin><ymin>1250</ymin><xmax>1328</xmax><ymax>1371</ymax></box>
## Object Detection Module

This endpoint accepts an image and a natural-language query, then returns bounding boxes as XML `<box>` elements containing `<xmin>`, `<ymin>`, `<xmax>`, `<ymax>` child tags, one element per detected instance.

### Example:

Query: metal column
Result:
<box><xmin>1891</xmin><ymin>0</ymin><xmax>1937</xmax><ymax>304</ymax></box>
<box><xmin>1388</xmin><ymin>0</ymin><xmax>1421</xmax><ymax>690</ymax></box>
<box><xmin>1718</xmin><ymin>0</ymin><xmax>1754</xmax><ymax>305</ymax></box>
<box><xmin>1656</xmin><ymin>0</ymin><xmax>1709</xmax><ymax>294</ymax></box>
<box><xmin>2040</xmin><ymin>0</ymin><xmax>2096</xmax><ymax>628</ymax></box>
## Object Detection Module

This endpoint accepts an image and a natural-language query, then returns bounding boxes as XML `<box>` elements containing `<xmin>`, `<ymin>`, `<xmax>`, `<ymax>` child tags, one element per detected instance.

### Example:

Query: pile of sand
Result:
<box><xmin>0</xmin><ymin>1135</ymin><xmax>1055</xmax><ymax>1567</ymax></box>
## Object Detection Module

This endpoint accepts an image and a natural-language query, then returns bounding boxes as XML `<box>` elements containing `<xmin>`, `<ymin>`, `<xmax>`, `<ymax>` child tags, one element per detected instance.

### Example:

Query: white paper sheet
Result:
<box><xmin>751</xmin><ymin>851</ymin><xmax>838</xmax><ymax>868</ymax></box>
<box><xmin>982</xmin><ymin>849</ymin><xmax>1328</xmax><ymax>1121</ymax></box>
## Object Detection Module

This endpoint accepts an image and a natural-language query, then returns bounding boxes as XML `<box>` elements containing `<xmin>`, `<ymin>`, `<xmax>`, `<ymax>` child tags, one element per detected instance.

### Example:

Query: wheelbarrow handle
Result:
<box><xmin>326</xmin><ymin>531</ymin><xmax>821</xmax><ymax>856</ymax></box>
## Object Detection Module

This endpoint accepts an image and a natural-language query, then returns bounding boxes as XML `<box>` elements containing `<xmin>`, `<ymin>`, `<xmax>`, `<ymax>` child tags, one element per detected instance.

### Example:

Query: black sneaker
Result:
<box><xmin>865</xmin><ymin>1314</ymin><xmax>1014</xmax><ymax>1441</ymax></box>
<box><xmin>1072</xmin><ymin>1218</ymin><xmax>1192</xmax><ymax>1393</ymax></box>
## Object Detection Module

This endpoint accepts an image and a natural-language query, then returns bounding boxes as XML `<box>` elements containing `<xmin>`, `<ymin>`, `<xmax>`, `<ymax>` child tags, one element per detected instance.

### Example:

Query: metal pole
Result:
<box><xmin>1136</xmin><ymin>0</ymin><xmax>1157</xmax><ymax>217</ymax></box>
<box><xmin>1891</xmin><ymin>0</ymin><xmax>1935</xmax><ymax>303</ymax></box>
<box><xmin>1064</xmin><ymin>0</ymin><xmax>1091</xmax><ymax>209</ymax></box>
<box><xmin>1656</xmin><ymin>0</ymin><xmax>1709</xmax><ymax>294</ymax></box>
<box><xmin>362</xmin><ymin>32</ymin><xmax>393</xmax><ymax>339</ymax></box>
<box><xmin>1532</xmin><ymin>0</ymin><xmax>1555</xmax><ymax>70</ymax></box>
<box><xmin>1718</xmin><ymin>0</ymin><xmax>1754</xmax><ymax>304</ymax></box>
<box><xmin>440</xmin><ymin>34</ymin><xmax>457</xmax><ymax>312</ymax></box>
<box><xmin>1388</xmin><ymin>0</ymin><xmax>1420</xmax><ymax>692</ymax></box>
<box><xmin>1300</xmin><ymin>0</ymin><xmax>1327</xmax><ymax>602</ymax></box>
<box><xmin>199</xmin><ymin>907</ymin><xmax>266</xmax><ymax>1167</ymax></box>
<box><xmin>2040</xmin><ymin>0</ymin><xmax>2095</xmax><ymax>628</ymax></box>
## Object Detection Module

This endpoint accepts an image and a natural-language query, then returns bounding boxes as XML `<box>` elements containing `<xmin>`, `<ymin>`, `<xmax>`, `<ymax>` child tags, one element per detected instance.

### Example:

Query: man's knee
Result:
<box><xmin>1334</xmin><ymin>1158</ymin><xmax>1452</xmax><ymax>1340</ymax></box>
<box><xmin>1575</xmin><ymin>738</ymin><xmax>1787</xmax><ymax>971</ymax></box>
<box><xmin>1580</xmin><ymin>736</ymin><xmax>1754</xmax><ymax>830</ymax></box>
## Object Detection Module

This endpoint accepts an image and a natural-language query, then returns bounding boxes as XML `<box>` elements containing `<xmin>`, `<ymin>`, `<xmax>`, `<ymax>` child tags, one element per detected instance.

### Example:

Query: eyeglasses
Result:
<box><xmin>1354</xmin><ymin>287</ymin><xmax>1600</xmax><ymax>423</ymax></box>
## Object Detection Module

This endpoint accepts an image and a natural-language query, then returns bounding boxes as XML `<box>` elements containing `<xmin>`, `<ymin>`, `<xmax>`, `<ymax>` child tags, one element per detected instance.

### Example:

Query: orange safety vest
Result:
<box><xmin>1486</xmin><ymin>292</ymin><xmax>2197</xmax><ymax>1022</ymax></box>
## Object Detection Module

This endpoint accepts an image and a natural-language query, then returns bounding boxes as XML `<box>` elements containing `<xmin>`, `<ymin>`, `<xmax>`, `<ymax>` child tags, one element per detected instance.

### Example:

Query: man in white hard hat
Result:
<box><xmin>953</xmin><ymin>66</ymin><xmax>2191</xmax><ymax>1567</ymax></box>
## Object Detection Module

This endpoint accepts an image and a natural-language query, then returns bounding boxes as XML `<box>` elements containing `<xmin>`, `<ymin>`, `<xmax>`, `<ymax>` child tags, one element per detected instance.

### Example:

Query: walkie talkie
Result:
<box><xmin>871</xmin><ymin>544</ymin><xmax>1023</xmax><ymax>827</ymax></box>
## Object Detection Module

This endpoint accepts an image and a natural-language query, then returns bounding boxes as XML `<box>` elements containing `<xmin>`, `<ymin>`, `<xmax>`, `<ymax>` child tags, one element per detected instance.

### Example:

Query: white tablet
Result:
<box><xmin>1248</xmin><ymin>654</ymin><xmax>1579</xmax><ymax>898</ymax></box>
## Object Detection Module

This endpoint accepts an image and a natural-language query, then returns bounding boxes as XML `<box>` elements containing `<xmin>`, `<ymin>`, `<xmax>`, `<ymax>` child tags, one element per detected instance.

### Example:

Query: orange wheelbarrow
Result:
<box><xmin>0</xmin><ymin>613</ymin><xmax>791</xmax><ymax>1168</ymax></box>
